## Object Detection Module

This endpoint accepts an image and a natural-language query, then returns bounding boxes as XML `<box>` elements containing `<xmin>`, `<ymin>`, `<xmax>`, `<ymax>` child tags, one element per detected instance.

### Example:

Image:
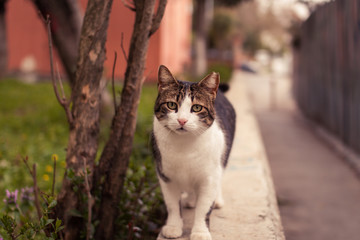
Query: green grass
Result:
<box><xmin>0</xmin><ymin>79</ymin><xmax>70</xmax><ymax>195</ymax></box>
<box><xmin>208</xmin><ymin>62</ymin><xmax>232</xmax><ymax>83</ymax></box>
<box><xmin>0</xmin><ymin>79</ymin><xmax>159</xmax><ymax>212</ymax></box>
<box><xmin>180</xmin><ymin>62</ymin><xmax>233</xmax><ymax>84</ymax></box>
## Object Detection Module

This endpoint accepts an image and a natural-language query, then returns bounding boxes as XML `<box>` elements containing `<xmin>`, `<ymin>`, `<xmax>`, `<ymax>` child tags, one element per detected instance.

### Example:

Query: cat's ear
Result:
<box><xmin>158</xmin><ymin>65</ymin><xmax>178</xmax><ymax>92</ymax></box>
<box><xmin>198</xmin><ymin>72</ymin><xmax>220</xmax><ymax>98</ymax></box>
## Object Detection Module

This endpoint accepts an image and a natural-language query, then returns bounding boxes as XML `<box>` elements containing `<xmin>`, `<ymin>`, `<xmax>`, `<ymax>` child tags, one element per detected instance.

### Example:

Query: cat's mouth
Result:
<box><xmin>176</xmin><ymin>127</ymin><xmax>187</xmax><ymax>132</ymax></box>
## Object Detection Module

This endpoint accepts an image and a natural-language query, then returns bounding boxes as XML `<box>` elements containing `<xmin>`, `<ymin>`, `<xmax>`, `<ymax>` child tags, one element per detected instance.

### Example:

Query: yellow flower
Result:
<box><xmin>43</xmin><ymin>174</ymin><xmax>50</xmax><ymax>181</ymax></box>
<box><xmin>51</xmin><ymin>154</ymin><xmax>59</xmax><ymax>162</ymax></box>
<box><xmin>45</xmin><ymin>165</ymin><xmax>53</xmax><ymax>173</ymax></box>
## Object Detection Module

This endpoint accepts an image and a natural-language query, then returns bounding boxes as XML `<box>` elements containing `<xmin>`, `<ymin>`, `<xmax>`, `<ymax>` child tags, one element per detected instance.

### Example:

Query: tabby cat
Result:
<box><xmin>152</xmin><ymin>65</ymin><xmax>236</xmax><ymax>240</ymax></box>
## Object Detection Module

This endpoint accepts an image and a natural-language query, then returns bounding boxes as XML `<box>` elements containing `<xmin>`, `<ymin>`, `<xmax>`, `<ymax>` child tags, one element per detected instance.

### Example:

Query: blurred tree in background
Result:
<box><xmin>209</xmin><ymin>1</ymin><xmax>289</xmax><ymax>59</ymax></box>
<box><xmin>32</xmin><ymin>0</ymin><xmax>83</xmax><ymax>86</ymax></box>
<box><xmin>192</xmin><ymin>0</ymin><xmax>246</xmax><ymax>77</ymax></box>
<box><xmin>192</xmin><ymin>0</ymin><xmax>293</xmax><ymax>78</ymax></box>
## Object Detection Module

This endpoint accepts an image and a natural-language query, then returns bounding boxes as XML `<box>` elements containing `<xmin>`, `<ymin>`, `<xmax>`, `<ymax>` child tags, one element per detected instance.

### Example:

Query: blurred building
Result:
<box><xmin>6</xmin><ymin>0</ymin><xmax>192</xmax><ymax>81</ymax></box>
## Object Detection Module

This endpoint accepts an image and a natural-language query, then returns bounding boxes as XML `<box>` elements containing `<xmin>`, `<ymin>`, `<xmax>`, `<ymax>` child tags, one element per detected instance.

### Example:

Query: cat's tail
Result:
<box><xmin>218</xmin><ymin>83</ymin><xmax>230</xmax><ymax>93</ymax></box>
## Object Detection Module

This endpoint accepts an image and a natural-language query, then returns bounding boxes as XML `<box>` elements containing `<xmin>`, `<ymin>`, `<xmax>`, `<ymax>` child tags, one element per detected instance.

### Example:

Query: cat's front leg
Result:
<box><xmin>159</xmin><ymin>180</ymin><xmax>183</xmax><ymax>238</ymax></box>
<box><xmin>190</xmin><ymin>183</ymin><xmax>218</xmax><ymax>240</ymax></box>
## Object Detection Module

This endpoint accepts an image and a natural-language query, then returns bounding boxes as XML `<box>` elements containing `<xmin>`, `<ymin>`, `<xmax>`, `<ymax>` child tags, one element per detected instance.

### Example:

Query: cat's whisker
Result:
<box><xmin>188</xmin><ymin>126</ymin><xmax>206</xmax><ymax>136</ymax></box>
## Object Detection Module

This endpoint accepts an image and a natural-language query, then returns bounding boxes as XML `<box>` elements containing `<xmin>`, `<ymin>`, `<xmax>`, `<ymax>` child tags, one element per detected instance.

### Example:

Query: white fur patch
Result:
<box><xmin>154</xmin><ymin>116</ymin><xmax>225</xmax><ymax>186</ymax></box>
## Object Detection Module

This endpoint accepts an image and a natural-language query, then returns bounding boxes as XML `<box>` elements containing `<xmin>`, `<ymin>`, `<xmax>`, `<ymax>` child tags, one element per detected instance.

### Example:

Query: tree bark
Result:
<box><xmin>0</xmin><ymin>0</ymin><xmax>7</xmax><ymax>79</ymax></box>
<box><xmin>31</xmin><ymin>0</ymin><xmax>83</xmax><ymax>86</ymax></box>
<box><xmin>93</xmin><ymin>0</ymin><xmax>167</xmax><ymax>239</ymax></box>
<box><xmin>55</xmin><ymin>0</ymin><xmax>113</xmax><ymax>239</ymax></box>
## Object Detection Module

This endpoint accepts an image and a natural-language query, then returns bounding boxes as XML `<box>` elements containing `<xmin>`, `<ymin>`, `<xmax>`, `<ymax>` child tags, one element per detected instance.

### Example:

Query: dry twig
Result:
<box><xmin>51</xmin><ymin>156</ymin><xmax>57</xmax><ymax>197</ymax></box>
<box><xmin>149</xmin><ymin>0</ymin><xmax>167</xmax><ymax>37</ymax></box>
<box><xmin>56</xmin><ymin>63</ymin><xmax>66</xmax><ymax>100</ymax></box>
<box><xmin>120</xmin><ymin>32</ymin><xmax>128</xmax><ymax>62</ymax></box>
<box><xmin>112</xmin><ymin>51</ymin><xmax>118</xmax><ymax>113</ymax></box>
<box><xmin>45</xmin><ymin>15</ymin><xmax>74</xmax><ymax>126</ymax></box>
<box><xmin>22</xmin><ymin>156</ymin><xmax>33</xmax><ymax>176</ymax></box>
<box><xmin>121</xmin><ymin>0</ymin><xmax>136</xmax><ymax>11</ymax></box>
<box><xmin>32</xmin><ymin>164</ymin><xmax>42</xmax><ymax>220</ymax></box>
<box><xmin>140</xmin><ymin>183</ymin><xmax>159</xmax><ymax>199</ymax></box>
<box><xmin>21</xmin><ymin>156</ymin><xmax>41</xmax><ymax>219</ymax></box>
<box><xmin>22</xmin><ymin>157</ymin><xmax>52</xmax><ymax>237</ymax></box>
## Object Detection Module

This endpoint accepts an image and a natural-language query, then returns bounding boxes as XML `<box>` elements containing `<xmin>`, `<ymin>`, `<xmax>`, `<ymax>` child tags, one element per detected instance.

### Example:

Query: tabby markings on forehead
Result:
<box><xmin>159</xmin><ymin>83</ymin><xmax>189</xmax><ymax>106</ymax></box>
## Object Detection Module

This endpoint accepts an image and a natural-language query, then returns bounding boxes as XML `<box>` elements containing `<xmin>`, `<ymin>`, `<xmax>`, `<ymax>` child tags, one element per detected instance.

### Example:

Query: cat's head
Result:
<box><xmin>154</xmin><ymin>65</ymin><xmax>219</xmax><ymax>135</ymax></box>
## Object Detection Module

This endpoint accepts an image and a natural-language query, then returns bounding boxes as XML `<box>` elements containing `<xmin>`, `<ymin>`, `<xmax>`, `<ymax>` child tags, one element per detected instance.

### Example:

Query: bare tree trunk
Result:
<box><xmin>193</xmin><ymin>0</ymin><xmax>213</xmax><ymax>77</ymax></box>
<box><xmin>93</xmin><ymin>0</ymin><xmax>167</xmax><ymax>239</ymax></box>
<box><xmin>0</xmin><ymin>0</ymin><xmax>7</xmax><ymax>79</ymax></box>
<box><xmin>55</xmin><ymin>0</ymin><xmax>113</xmax><ymax>239</ymax></box>
<box><xmin>31</xmin><ymin>0</ymin><xmax>83</xmax><ymax>86</ymax></box>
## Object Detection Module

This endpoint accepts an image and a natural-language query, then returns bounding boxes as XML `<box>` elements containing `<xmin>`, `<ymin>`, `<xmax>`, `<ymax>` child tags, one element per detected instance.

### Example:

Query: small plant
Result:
<box><xmin>0</xmin><ymin>189</ymin><xmax>64</xmax><ymax>240</ymax></box>
<box><xmin>0</xmin><ymin>156</ymin><xmax>64</xmax><ymax>240</ymax></box>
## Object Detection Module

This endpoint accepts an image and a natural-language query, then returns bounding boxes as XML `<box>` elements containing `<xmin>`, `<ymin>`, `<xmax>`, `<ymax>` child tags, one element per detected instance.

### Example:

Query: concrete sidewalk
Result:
<box><xmin>244</xmin><ymin>70</ymin><xmax>360</xmax><ymax>240</ymax></box>
<box><xmin>158</xmin><ymin>70</ymin><xmax>285</xmax><ymax>240</ymax></box>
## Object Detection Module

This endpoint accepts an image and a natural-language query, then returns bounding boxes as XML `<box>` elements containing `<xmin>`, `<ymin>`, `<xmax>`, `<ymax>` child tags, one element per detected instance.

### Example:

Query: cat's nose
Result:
<box><xmin>178</xmin><ymin>118</ymin><xmax>188</xmax><ymax>126</ymax></box>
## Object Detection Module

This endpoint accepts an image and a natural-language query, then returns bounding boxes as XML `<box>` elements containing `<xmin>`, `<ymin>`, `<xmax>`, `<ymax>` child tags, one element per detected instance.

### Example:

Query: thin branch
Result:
<box><xmin>46</xmin><ymin>16</ymin><xmax>60</xmax><ymax>103</ymax></box>
<box><xmin>139</xmin><ymin>183</ymin><xmax>159</xmax><ymax>199</ymax></box>
<box><xmin>22</xmin><ymin>157</ymin><xmax>52</xmax><ymax>237</ymax></box>
<box><xmin>56</xmin><ymin>63</ymin><xmax>66</xmax><ymax>100</ymax></box>
<box><xmin>13</xmin><ymin>233</ymin><xmax>22</xmax><ymax>240</ymax></box>
<box><xmin>55</xmin><ymin>64</ymin><xmax>74</xmax><ymax>124</ymax></box>
<box><xmin>120</xmin><ymin>32</ymin><xmax>128</xmax><ymax>63</ymax></box>
<box><xmin>121</xmin><ymin>0</ymin><xmax>136</xmax><ymax>11</ymax></box>
<box><xmin>83</xmin><ymin>157</ymin><xmax>92</xmax><ymax>240</ymax></box>
<box><xmin>51</xmin><ymin>156</ymin><xmax>57</xmax><ymax>197</ymax></box>
<box><xmin>149</xmin><ymin>0</ymin><xmax>167</xmax><ymax>37</ymax></box>
<box><xmin>31</xmin><ymin>165</ymin><xmax>51</xmax><ymax>238</ymax></box>
<box><xmin>22</xmin><ymin>156</ymin><xmax>33</xmax><ymax>176</ymax></box>
<box><xmin>45</xmin><ymin>15</ymin><xmax>74</xmax><ymax>126</ymax></box>
<box><xmin>39</xmin><ymin>190</ymin><xmax>50</xmax><ymax>204</ymax></box>
<box><xmin>22</xmin><ymin>156</ymin><xmax>42</xmax><ymax>218</ymax></box>
<box><xmin>32</xmin><ymin>164</ymin><xmax>42</xmax><ymax>220</ymax></box>
<box><xmin>112</xmin><ymin>51</ymin><xmax>118</xmax><ymax>113</ymax></box>
<box><xmin>142</xmin><ymin>68</ymin><xmax>154</xmax><ymax>85</ymax></box>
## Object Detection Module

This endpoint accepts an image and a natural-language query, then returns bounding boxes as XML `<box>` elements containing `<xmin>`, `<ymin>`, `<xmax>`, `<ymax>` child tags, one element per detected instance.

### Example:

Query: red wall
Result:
<box><xmin>160</xmin><ymin>0</ymin><xmax>192</xmax><ymax>74</ymax></box>
<box><xmin>7</xmin><ymin>0</ymin><xmax>52</xmax><ymax>75</ymax></box>
<box><xmin>5</xmin><ymin>0</ymin><xmax>191</xmax><ymax>81</ymax></box>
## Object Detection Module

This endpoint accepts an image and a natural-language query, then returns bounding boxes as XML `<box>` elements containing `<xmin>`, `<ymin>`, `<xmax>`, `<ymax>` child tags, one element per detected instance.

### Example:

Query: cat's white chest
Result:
<box><xmin>153</xmin><ymin>117</ymin><xmax>225</xmax><ymax>189</ymax></box>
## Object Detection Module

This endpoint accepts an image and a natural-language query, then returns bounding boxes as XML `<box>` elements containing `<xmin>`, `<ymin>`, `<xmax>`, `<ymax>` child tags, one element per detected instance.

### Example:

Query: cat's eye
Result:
<box><xmin>166</xmin><ymin>102</ymin><xmax>177</xmax><ymax>110</ymax></box>
<box><xmin>192</xmin><ymin>104</ymin><xmax>203</xmax><ymax>112</ymax></box>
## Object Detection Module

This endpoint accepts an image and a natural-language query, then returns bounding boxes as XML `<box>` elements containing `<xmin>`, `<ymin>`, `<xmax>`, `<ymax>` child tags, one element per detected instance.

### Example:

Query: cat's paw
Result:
<box><xmin>190</xmin><ymin>231</ymin><xmax>212</xmax><ymax>240</ymax></box>
<box><xmin>184</xmin><ymin>199</ymin><xmax>196</xmax><ymax>208</ymax></box>
<box><xmin>161</xmin><ymin>225</ymin><xmax>183</xmax><ymax>239</ymax></box>
<box><xmin>214</xmin><ymin>193</ymin><xmax>224</xmax><ymax>209</ymax></box>
<box><xmin>214</xmin><ymin>198</ymin><xmax>224</xmax><ymax>209</ymax></box>
<box><xmin>183</xmin><ymin>192</ymin><xmax>196</xmax><ymax>208</ymax></box>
